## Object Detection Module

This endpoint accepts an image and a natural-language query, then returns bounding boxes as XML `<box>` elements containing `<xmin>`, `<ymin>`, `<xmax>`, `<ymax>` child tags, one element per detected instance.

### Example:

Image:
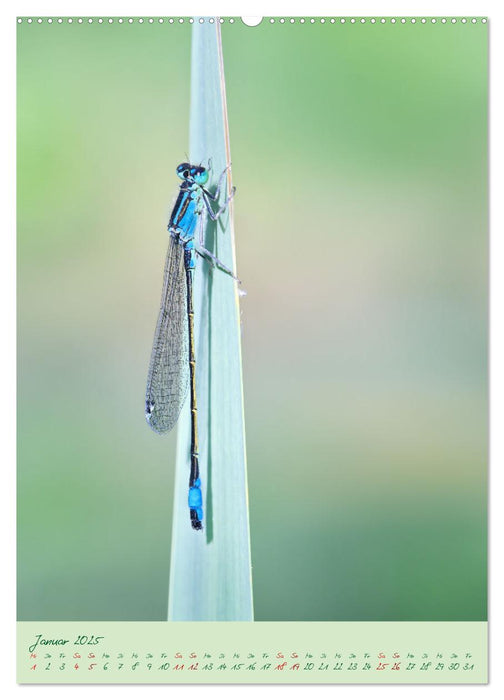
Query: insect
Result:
<box><xmin>145</xmin><ymin>162</ymin><xmax>236</xmax><ymax>530</ymax></box>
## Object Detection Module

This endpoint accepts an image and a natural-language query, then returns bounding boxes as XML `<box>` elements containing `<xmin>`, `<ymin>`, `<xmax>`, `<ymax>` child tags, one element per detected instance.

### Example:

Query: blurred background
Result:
<box><xmin>17</xmin><ymin>18</ymin><xmax>487</xmax><ymax>621</ymax></box>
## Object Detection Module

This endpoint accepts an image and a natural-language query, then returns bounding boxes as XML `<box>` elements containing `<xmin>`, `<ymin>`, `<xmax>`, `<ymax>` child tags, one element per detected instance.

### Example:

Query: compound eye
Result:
<box><xmin>194</xmin><ymin>167</ymin><xmax>209</xmax><ymax>185</ymax></box>
<box><xmin>176</xmin><ymin>162</ymin><xmax>191</xmax><ymax>180</ymax></box>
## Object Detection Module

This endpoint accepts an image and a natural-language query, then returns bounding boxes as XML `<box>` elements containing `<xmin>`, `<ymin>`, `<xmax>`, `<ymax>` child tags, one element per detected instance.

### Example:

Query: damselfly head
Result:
<box><xmin>176</xmin><ymin>163</ymin><xmax>209</xmax><ymax>185</ymax></box>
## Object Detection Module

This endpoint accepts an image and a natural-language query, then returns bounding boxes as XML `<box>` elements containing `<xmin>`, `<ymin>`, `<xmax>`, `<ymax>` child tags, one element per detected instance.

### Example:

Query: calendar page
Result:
<box><xmin>16</xmin><ymin>14</ymin><xmax>488</xmax><ymax>685</ymax></box>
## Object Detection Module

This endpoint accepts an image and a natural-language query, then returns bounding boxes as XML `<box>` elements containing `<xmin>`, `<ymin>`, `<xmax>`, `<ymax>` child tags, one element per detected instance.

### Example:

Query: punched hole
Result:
<box><xmin>241</xmin><ymin>16</ymin><xmax>263</xmax><ymax>27</ymax></box>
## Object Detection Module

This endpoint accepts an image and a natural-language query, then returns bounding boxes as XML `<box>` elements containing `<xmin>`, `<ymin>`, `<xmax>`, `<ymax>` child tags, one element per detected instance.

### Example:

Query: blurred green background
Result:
<box><xmin>17</xmin><ymin>18</ymin><xmax>487</xmax><ymax>621</ymax></box>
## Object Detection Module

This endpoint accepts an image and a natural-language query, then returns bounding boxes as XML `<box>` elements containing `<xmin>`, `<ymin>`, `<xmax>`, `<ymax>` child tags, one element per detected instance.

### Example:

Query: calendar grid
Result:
<box><xmin>17</xmin><ymin>621</ymin><xmax>487</xmax><ymax>684</ymax></box>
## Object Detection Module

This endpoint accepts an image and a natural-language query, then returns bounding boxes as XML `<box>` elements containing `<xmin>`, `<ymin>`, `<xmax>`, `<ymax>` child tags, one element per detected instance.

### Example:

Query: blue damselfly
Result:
<box><xmin>145</xmin><ymin>162</ymin><xmax>236</xmax><ymax>530</ymax></box>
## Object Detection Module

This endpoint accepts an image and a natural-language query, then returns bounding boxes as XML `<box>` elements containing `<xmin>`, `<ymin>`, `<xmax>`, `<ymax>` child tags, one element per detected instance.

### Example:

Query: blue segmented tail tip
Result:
<box><xmin>189</xmin><ymin>478</ymin><xmax>203</xmax><ymax>530</ymax></box>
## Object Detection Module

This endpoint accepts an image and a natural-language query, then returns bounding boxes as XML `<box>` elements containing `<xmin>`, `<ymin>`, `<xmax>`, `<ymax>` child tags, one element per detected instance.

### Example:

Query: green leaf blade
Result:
<box><xmin>168</xmin><ymin>18</ymin><xmax>253</xmax><ymax>621</ymax></box>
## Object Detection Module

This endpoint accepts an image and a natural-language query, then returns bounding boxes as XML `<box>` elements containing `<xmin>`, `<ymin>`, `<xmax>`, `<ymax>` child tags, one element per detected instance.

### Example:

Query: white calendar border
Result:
<box><xmin>3</xmin><ymin>1</ymin><xmax>502</xmax><ymax>697</ymax></box>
